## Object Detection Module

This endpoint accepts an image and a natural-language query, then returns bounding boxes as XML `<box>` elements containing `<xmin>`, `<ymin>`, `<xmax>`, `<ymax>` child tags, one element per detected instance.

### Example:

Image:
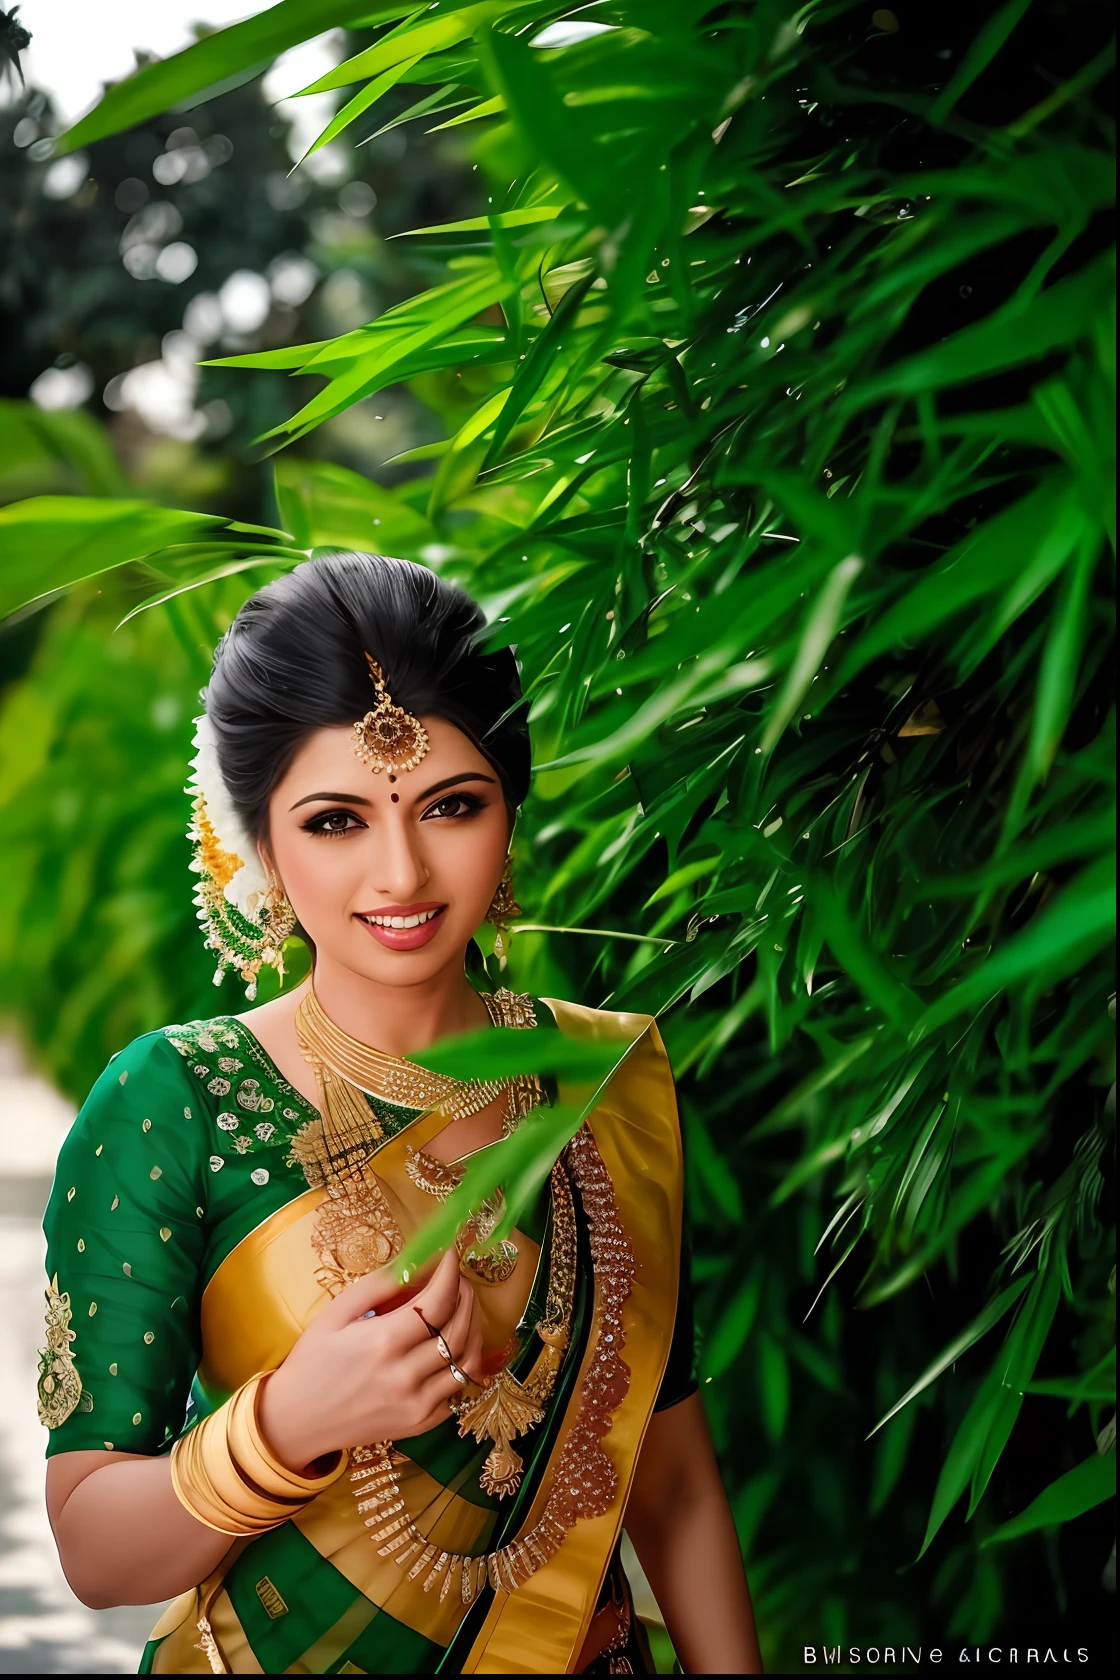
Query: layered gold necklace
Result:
<box><xmin>289</xmin><ymin>986</ymin><xmax>545</xmax><ymax>1291</ymax></box>
<box><xmin>350</xmin><ymin>1127</ymin><xmax>635</xmax><ymax>1605</ymax></box>
<box><xmin>286</xmin><ymin>988</ymin><xmax>637</xmax><ymax>1604</ymax></box>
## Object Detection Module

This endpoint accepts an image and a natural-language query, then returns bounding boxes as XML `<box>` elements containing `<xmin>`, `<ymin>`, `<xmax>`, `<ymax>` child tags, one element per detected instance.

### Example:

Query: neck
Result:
<box><xmin>296</xmin><ymin>951</ymin><xmax>491</xmax><ymax>1058</ymax></box>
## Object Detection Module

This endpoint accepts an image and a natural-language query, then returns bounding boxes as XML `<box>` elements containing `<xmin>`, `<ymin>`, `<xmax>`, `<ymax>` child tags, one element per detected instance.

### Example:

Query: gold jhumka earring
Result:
<box><xmin>486</xmin><ymin>861</ymin><xmax>522</xmax><ymax>968</ymax></box>
<box><xmin>190</xmin><ymin>800</ymin><xmax>297</xmax><ymax>1000</ymax></box>
<box><xmin>351</xmin><ymin>653</ymin><xmax>430</xmax><ymax>775</ymax></box>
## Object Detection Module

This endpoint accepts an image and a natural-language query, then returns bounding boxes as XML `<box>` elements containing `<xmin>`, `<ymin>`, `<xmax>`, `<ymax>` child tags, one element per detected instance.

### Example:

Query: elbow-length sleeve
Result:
<box><xmin>40</xmin><ymin>1030</ymin><xmax>208</xmax><ymax>1458</ymax></box>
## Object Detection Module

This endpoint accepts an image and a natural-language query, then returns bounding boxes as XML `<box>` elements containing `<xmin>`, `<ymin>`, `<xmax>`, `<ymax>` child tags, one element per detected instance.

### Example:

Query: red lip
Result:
<box><xmin>354</xmin><ymin>903</ymin><xmax>447</xmax><ymax>952</ymax></box>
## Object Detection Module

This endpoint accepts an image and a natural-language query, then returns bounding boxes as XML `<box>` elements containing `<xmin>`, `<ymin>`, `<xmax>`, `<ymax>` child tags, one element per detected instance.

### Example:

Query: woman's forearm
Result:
<box><xmin>625</xmin><ymin>1392</ymin><xmax>764</xmax><ymax>1674</ymax></box>
<box><xmin>47</xmin><ymin>1451</ymin><xmax>232</xmax><ymax>1609</ymax></box>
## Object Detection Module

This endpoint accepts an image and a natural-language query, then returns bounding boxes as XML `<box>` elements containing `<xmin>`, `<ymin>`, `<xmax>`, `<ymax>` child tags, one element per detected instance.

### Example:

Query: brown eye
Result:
<box><xmin>305</xmin><ymin>810</ymin><xmax>364</xmax><ymax>836</ymax></box>
<box><xmin>421</xmin><ymin>793</ymin><xmax>483</xmax><ymax>821</ymax></box>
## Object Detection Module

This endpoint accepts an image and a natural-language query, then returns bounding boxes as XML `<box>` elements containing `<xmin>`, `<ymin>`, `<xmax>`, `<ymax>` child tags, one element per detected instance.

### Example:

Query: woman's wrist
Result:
<box><xmin>254</xmin><ymin>1366</ymin><xmax>331</xmax><ymax>1476</ymax></box>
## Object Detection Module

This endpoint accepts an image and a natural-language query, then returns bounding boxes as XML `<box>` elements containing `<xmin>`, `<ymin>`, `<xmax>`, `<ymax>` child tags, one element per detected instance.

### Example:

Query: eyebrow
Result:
<box><xmin>288</xmin><ymin>772</ymin><xmax>497</xmax><ymax>812</ymax></box>
<box><xmin>289</xmin><ymin>790</ymin><xmax>373</xmax><ymax>811</ymax></box>
<box><xmin>415</xmin><ymin>771</ymin><xmax>497</xmax><ymax>801</ymax></box>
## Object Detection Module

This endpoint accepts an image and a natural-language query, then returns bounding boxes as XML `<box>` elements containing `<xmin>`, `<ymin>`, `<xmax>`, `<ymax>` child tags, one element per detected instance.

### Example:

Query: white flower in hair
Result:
<box><xmin>186</xmin><ymin>713</ymin><xmax>268</xmax><ymax>918</ymax></box>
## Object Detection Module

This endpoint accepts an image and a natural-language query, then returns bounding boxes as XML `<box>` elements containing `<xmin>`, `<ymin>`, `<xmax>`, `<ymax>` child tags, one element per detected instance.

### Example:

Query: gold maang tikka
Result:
<box><xmin>352</xmin><ymin>653</ymin><xmax>430</xmax><ymax>775</ymax></box>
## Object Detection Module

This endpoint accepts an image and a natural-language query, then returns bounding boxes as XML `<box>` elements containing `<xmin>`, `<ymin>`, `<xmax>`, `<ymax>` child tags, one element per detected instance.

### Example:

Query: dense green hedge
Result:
<box><xmin>1</xmin><ymin>1</ymin><xmax>1113</xmax><ymax>1665</ymax></box>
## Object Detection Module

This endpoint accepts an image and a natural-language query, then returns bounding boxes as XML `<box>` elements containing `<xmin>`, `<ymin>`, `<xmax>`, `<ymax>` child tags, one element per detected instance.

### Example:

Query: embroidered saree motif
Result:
<box><xmin>37</xmin><ymin>1273</ymin><xmax>83</xmax><ymax>1428</ymax></box>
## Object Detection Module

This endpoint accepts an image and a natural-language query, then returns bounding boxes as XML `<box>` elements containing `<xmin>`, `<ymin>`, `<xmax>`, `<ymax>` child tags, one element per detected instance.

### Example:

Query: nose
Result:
<box><xmin>368</xmin><ymin>803</ymin><xmax>430</xmax><ymax>901</ymax></box>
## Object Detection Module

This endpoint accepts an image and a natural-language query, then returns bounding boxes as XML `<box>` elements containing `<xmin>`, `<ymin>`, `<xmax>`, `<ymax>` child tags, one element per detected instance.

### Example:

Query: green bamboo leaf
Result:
<box><xmin>294</xmin><ymin>56</ymin><xmax>423</xmax><ymax>164</ymax></box>
<box><xmin>834</xmin><ymin>475</ymin><xmax>1080</xmax><ymax>684</ymax></box>
<box><xmin>393</xmin><ymin>1100</ymin><xmax>585</xmax><ymax>1280</ymax></box>
<box><xmin>255</xmin><ymin>270</ymin><xmax>514</xmax><ymax>446</ymax></box>
<box><xmin>408</xmin><ymin>1025</ymin><xmax>619</xmax><ymax>1083</ymax></box>
<box><xmin>483</xmin><ymin>270</ymin><xmax>595</xmax><ymax>468</ymax></box>
<box><xmin>915</xmin><ymin>1364</ymin><xmax>1005</xmax><ymax>1559</ymax></box>
<box><xmin>272</xmin><ymin>459</ymin><xmax>435</xmax><ymax>552</ymax></box>
<box><xmin>703</xmin><ymin>1269</ymin><xmax>762</xmax><ymax>1379</ymax></box>
<box><xmin>114</xmin><ymin>551</ymin><xmax>306</xmax><ymax>628</ymax></box>
<box><xmin>808</xmin><ymin>878</ymin><xmax>923</xmax><ymax>1032</ymax></box>
<box><xmin>363</xmin><ymin>82</ymin><xmax>474</xmax><ymax>142</ymax></box>
<box><xmin>759</xmin><ymin>1331</ymin><xmax>790</xmax><ymax>1441</ymax></box>
<box><xmin>929</xmin><ymin>0</ymin><xmax>1034</xmax><ymax>125</ymax></box>
<box><xmin>968</xmin><ymin>1261</ymin><xmax>1063</xmax><ymax>1516</ymax></box>
<box><xmin>760</xmin><ymin>556</ymin><xmax>863</xmax><ymax>752</ymax></box>
<box><xmin>394</xmin><ymin>206</ymin><xmax>564</xmax><ymax>237</ymax></box>
<box><xmin>981</xmin><ymin>1451</ymin><xmax>1116</xmax><ymax>1545</ymax></box>
<box><xmin>299</xmin><ymin>3</ymin><xmax>526</xmax><ymax>96</ymax></box>
<box><xmin>57</xmin><ymin>2</ymin><xmax>404</xmax><ymax>150</ymax></box>
<box><xmin>0</xmin><ymin>400</ymin><xmax>130</xmax><ymax>496</ymax></box>
<box><xmin>868</xmin><ymin>1275</ymin><xmax>1032</xmax><ymax>1437</ymax></box>
<box><xmin>684</xmin><ymin>1104</ymin><xmax>744</xmax><ymax>1223</ymax></box>
<box><xmin>848</xmin><ymin>253</ymin><xmax>1116</xmax><ymax>403</ymax></box>
<box><xmin>428</xmin><ymin>93</ymin><xmax>506</xmax><ymax>130</ymax></box>
<box><xmin>1026</xmin><ymin>533</ymin><xmax>1099</xmax><ymax>783</ymax></box>
<box><xmin>916</xmin><ymin>855</ymin><xmax>1116</xmax><ymax>1035</ymax></box>
<box><xmin>0</xmin><ymin>498</ymin><xmax>226</xmax><ymax>621</ymax></box>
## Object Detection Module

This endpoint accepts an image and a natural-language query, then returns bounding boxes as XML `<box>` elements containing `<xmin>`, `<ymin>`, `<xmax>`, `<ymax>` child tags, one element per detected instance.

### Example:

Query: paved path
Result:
<box><xmin>0</xmin><ymin>1040</ymin><xmax>169</xmax><ymax>1673</ymax></box>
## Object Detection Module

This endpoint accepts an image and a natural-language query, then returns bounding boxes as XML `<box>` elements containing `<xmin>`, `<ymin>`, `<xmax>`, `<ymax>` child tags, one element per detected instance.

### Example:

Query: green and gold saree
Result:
<box><xmin>41</xmin><ymin>993</ymin><xmax>696</xmax><ymax>1675</ymax></box>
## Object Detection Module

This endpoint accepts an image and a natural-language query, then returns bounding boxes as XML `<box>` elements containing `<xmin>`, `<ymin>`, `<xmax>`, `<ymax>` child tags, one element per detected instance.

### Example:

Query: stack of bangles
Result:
<box><xmin>169</xmin><ymin>1372</ymin><xmax>349</xmax><ymax>1536</ymax></box>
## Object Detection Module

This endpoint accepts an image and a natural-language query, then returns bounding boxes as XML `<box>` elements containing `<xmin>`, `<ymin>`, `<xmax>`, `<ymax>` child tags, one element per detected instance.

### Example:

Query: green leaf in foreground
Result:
<box><xmin>407</xmin><ymin>1024</ymin><xmax>621</xmax><ymax>1084</ymax></box>
<box><xmin>981</xmin><ymin>1451</ymin><xmax>1116</xmax><ymax>1544</ymax></box>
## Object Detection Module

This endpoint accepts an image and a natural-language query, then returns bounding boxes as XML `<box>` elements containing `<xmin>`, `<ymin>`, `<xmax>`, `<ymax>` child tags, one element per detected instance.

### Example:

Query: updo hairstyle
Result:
<box><xmin>204</xmin><ymin>553</ymin><xmax>530</xmax><ymax>842</ymax></box>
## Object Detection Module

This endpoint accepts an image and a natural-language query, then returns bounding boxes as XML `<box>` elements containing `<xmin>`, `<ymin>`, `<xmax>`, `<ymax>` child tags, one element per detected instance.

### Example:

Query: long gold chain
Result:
<box><xmin>347</xmin><ymin>1125</ymin><xmax>635</xmax><ymax>1599</ymax></box>
<box><xmin>402</xmin><ymin>1154</ymin><xmax>578</xmax><ymax>1496</ymax></box>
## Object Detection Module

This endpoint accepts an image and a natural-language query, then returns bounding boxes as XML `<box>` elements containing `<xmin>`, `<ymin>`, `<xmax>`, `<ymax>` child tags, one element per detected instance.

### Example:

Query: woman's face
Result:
<box><xmin>263</xmin><ymin>716</ymin><xmax>510</xmax><ymax>987</ymax></box>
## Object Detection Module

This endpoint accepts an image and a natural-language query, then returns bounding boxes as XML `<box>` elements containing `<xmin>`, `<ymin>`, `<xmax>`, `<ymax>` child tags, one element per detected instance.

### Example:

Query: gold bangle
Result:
<box><xmin>171</xmin><ymin>1414</ymin><xmax>295</xmax><ymax>1536</ymax></box>
<box><xmin>169</xmin><ymin>1374</ymin><xmax>339</xmax><ymax>1538</ymax></box>
<box><xmin>228</xmin><ymin>1372</ymin><xmax>349</xmax><ymax>1498</ymax></box>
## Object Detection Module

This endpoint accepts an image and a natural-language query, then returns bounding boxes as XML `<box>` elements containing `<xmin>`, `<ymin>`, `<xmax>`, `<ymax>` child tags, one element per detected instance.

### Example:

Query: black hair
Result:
<box><xmin>203</xmin><ymin>552</ymin><xmax>530</xmax><ymax>841</ymax></box>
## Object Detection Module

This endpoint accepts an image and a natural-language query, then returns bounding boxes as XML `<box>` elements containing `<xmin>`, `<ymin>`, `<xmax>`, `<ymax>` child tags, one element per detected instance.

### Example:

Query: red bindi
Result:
<box><xmin>390</xmin><ymin>792</ymin><xmax>399</xmax><ymax>803</ymax></box>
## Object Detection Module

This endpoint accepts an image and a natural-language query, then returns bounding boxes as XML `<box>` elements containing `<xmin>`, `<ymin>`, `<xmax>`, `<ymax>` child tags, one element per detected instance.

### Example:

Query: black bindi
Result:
<box><xmin>387</xmin><ymin>773</ymin><xmax>397</xmax><ymax>783</ymax></box>
<box><xmin>390</xmin><ymin>792</ymin><xmax>399</xmax><ymax>803</ymax></box>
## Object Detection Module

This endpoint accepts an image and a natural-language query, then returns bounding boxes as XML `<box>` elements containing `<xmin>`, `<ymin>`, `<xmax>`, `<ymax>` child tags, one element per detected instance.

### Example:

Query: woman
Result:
<box><xmin>39</xmin><ymin>553</ymin><xmax>763</xmax><ymax>1674</ymax></box>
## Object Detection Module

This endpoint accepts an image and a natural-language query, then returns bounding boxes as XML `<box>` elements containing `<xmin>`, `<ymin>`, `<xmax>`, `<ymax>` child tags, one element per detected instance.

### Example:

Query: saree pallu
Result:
<box><xmin>41</xmin><ymin>997</ymin><xmax>689</xmax><ymax>1674</ymax></box>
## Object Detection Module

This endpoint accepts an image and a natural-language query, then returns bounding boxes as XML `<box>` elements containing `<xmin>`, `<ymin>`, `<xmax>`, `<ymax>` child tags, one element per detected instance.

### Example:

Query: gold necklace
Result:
<box><xmin>348</xmin><ymin>1125</ymin><xmax>634</xmax><ymax>1601</ymax></box>
<box><xmin>405</xmin><ymin>1147</ymin><xmax>519</xmax><ymax>1285</ymax></box>
<box><xmin>296</xmin><ymin>984</ymin><xmax>535</xmax><ymax>1126</ymax></box>
<box><xmin>288</xmin><ymin>987</ymin><xmax>545</xmax><ymax>1293</ymax></box>
<box><xmin>403</xmin><ymin>1153</ymin><xmax>578</xmax><ymax>1496</ymax></box>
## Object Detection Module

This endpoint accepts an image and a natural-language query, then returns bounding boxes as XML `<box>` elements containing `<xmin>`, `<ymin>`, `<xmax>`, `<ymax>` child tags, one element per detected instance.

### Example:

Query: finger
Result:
<box><xmin>436</xmin><ymin>1274</ymin><xmax>477</xmax><ymax>1363</ymax></box>
<box><xmin>420</xmin><ymin>1362</ymin><xmax>470</xmax><ymax>1417</ymax></box>
<box><xmin>460</xmin><ymin>1317</ymin><xmax>485</xmax><ymax>1386</ymax></box>
<box><xmin>322</xmin><ymin>1264</ymin><xmax>413</xmax><ymax>1326</ymax></box>
<box><xmin>407</xmin><ymin>1282</ymin><xmax>474</xmax><ymax>1381</ymax></box>
<box><xmin>411</xmin><ymin>1245</ymin><xmax>462</xmax><ymax>1332</ymax></box>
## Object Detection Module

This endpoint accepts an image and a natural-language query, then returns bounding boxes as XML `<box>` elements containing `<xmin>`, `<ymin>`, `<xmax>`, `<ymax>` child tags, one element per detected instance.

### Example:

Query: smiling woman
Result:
<box><xmin>39</xmin><ymin>553</ymin><xmax>763</xmax><ymax>1674</ymax></box>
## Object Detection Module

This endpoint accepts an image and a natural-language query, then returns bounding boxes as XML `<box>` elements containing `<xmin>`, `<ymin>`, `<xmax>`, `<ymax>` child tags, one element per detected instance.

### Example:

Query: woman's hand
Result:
<box><xmin>257</xmin><ymin>1247</ymin><xmax>484</xmax><ymax>1474</ymax></box>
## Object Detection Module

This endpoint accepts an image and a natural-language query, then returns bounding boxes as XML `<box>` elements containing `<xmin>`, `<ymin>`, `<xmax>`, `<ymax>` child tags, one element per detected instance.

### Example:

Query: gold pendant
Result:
<box><xmin>451</xmin><ymin>1367</ymin><xmax>546</xmax><ymax>1498</ymax></box>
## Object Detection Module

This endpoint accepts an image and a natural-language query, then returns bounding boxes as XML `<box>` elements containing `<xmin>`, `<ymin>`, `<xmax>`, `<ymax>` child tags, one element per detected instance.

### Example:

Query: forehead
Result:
<box><xmin>274</xmin><ymin>716</ymin><xmax>495</xmax><ymax>791</ymax></box>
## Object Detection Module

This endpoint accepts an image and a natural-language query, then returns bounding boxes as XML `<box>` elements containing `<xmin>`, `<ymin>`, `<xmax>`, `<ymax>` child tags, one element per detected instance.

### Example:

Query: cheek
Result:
<box><xmin>271</xmin><ymin>831</ymin><xmax>366</xmax><ymax>914</ymax></box>
<box><xmin>429</xmin><ymin>813</ymin><xmax>509</xmax><ymax>899</ymax></box>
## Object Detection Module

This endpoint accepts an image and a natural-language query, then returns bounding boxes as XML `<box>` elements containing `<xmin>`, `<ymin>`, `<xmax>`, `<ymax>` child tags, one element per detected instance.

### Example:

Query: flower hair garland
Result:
<box><xmin>186</xmin><ymin>713</ymin><xmax>293</xmax><ymax>998</ymax></box>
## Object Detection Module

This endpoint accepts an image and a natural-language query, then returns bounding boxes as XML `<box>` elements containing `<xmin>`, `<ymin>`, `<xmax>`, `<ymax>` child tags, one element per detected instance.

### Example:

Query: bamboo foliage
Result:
<box><xmin>1</xmin><ymin>0</ymin><xmax>1114</xmax><ymax>1658</ymax></box>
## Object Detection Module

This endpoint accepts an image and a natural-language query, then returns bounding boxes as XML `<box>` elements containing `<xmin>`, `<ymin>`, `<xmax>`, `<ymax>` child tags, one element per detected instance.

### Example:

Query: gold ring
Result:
<box><xmin>435</xmin><ymin>1336</ymin><xmax>469</xmax><ymax>1384</ymax></box>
